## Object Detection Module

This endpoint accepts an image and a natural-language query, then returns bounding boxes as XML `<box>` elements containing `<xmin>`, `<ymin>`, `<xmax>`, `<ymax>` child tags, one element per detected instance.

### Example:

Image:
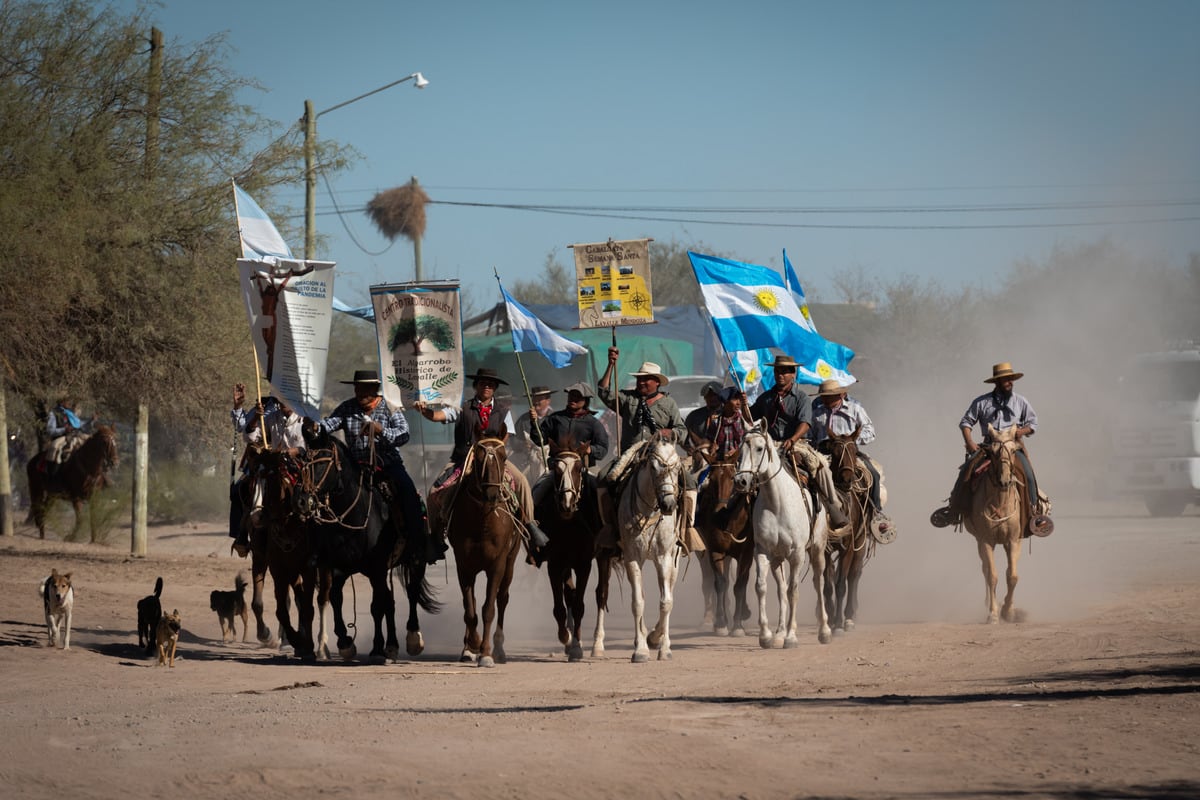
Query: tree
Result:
<box><xmin>0</xmin><ymin>0</ymin><xmax>352</xmax><ymax>455</ymax></box>
<box><xmin>388</xmin><ymin>316</ymin><xmax>455</xmax><ymax>355</ymax></box>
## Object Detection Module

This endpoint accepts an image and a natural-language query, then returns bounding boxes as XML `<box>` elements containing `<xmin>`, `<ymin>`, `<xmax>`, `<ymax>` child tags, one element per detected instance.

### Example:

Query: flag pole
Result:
<box><xmin>250</xmin><ymin>343</ymin><xmax>269</xmax><ymax>451</ymax></box>
<box><xmin>610</xmin><ymin>324</ymin><xmax>620</xmax><ymax>453</ymax></box>
<box><xmin>493</xmin><ymin>269</ymin><xmax>547</xmax><ymax>456</ymax></box>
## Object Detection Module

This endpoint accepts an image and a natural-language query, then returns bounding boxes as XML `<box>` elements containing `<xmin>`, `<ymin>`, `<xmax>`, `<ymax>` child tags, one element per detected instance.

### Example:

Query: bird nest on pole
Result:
<box><xmin>366</xmin><ymin>183</ymin><xmax>429</xmax><ymax>242</ymax></box>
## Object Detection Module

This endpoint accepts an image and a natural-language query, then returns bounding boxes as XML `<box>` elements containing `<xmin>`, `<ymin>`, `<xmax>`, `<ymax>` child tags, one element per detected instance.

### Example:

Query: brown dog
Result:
<box><xmin>156</xmin><ymin>609</ymin><xmax>181</xmax><ymax>667</ymax></box>
<box><xmin>209</xmin><ymin>573</ymin><xmax>249</xmax><ymax>643</ymax></box>
<box><xmin>40</xmin><ymin>569</ymin><xmax>74</xmax><ymax>650</ymax></box>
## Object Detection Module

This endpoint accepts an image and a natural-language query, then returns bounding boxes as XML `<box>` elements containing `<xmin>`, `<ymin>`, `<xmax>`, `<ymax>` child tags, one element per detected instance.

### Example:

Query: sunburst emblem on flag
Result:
<box><xmin>746</xmin><ymin>366</ymin><xmax>761</xmax><ymax>384</ymax></box>
<box><xmin>816</xmin><ymin>360</ymin><xmax>832</xmax><ymax>379</ymax></box>
<box><xmin>754</xmin><ymin>289</ymin><xmax>780</xmax><ymax>313</ymax></box>
<box><xmin>800</xmin><ymin>304</ymin><xmax>812</xmax><ymax>320</ymax></box>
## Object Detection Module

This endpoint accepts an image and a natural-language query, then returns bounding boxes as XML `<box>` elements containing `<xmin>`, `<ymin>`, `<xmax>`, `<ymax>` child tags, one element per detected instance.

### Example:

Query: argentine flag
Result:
<box><xmin>689</xmin><ymin>251</ymin><xmax>856</xmax><ymax>387</ymax></box>
<box><xmin>783</xmin><ymin>249</ymin><xmax>818</xmax><ymax>334</ymax></box>
<box><xmin>501</xmin><ymin>285</ymin><xmax>588</xmax><ymax>369</ymax></box>
<box><xmin>233</xmin><ymin>182</ymin><xmax>293</xmax><ymax>261</ymax></box>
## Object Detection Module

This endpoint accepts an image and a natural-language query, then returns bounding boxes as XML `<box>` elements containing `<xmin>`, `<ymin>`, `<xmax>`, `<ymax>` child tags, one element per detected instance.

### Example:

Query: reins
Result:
<box><xmin>299</xmin><ymin>442</ymin><xmax>374</xmax><ymax>530</ymax></box>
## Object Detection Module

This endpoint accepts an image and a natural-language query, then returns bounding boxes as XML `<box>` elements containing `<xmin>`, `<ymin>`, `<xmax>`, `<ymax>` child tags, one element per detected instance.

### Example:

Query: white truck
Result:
<box><xmin>1111</xmin><ymin>345</ymin><xmax>1200</xmax><ymax>516</ymax></box>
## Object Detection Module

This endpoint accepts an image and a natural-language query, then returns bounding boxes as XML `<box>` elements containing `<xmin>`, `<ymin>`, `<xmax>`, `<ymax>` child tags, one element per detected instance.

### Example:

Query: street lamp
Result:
<box><xmin>303</xmin><ymin>72</ymin><xmax>428</xmax><ymax>260</ymax></box>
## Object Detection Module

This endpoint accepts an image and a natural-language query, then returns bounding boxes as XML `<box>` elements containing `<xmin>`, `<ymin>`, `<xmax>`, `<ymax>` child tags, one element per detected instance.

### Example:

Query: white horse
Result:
<box><xmin>607</xmin><ymin>433</ymin><xmax>686</xmax><ymax>663</ymax></box>
<box><xmin>733</xmin><ymin>421</ymin><xmax>834</xmax><ymax>647</ymax></box>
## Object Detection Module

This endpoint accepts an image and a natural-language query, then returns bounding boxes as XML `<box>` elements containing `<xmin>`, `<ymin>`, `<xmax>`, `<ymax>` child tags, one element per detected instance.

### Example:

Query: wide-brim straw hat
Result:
<box><xmin>629</xmin><ymin>361</ymin><xmax>669</xmax><ymax>386</ymax></box>
<box><xmin>984</xmin><ymin>362</ymin><xmax>1024</xmax><ymax>383</ymax></box>
<box><xmin>465</xmin><ymin>367</ymin><xmax>509</xmax><ymax>386</ymax></box>
<box><xmin>814</xmin><ymin>378</ymin><xmax>851</xmax><ymax>397</ymax></box>
<box><xmin>767</xmin><ymin>355</ymin><xmax>800</xmax><ymax>369</ymax></box>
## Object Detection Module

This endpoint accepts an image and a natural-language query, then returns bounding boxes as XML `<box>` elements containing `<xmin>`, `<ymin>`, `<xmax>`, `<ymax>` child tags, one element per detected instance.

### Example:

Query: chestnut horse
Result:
<box><xmin>536</xmin><ymin>441</ymin><xmax>601</xmax><ymax>662</ymax></box>
<box><xmin>297</xmin><ymin>423</ymin><xmax>439</xmax><ymax>663</ymax></box>
<box><xmin>821</xmin><ymin>426</ymin><xmax>884</xmax><ymax>633</ymax></box>
<box><xmin>695</xmin><ymin>450</ymin><xmax>755</xmax><ymax>636</ymax></box>
<box><xmin>446</xmin><ymin>437</ymin><xmax>522</xmax><ymax>667</ymax></box>
<box><xmin>243</xmin><ymin>448</ymin><xmax>329</xmax><ymax>660</ymax></box>
<box><xmin>27</xmin><ymin>425</ymin><xmax>119</xmax><ymax>541</ymax></box>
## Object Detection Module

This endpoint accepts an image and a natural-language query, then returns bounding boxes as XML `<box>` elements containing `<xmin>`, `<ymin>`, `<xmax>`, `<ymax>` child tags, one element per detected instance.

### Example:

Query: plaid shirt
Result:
<box><xmin>319</xmin><ymin>397</ymin><xmax>410</xmax><ymax>466</ymax></box>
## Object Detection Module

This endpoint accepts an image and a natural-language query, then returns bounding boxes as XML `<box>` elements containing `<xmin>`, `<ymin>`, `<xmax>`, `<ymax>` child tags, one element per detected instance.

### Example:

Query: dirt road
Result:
<box><xmin>1</xmin><ymin>500</ymin><xmax>1197</xmax><ymax>799</ymax></box>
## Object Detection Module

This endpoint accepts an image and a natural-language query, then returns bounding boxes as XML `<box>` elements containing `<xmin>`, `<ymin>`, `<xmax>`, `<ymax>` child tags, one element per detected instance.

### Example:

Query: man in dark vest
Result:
<box><xmin>415</xmin><ymin>367</ymin><xmax>547</xmax><ymax>556</ymax></box>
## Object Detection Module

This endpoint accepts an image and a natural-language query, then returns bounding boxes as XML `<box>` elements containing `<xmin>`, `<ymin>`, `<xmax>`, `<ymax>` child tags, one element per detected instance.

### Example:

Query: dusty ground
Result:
<box><xmin>1</xmin><ymin>497</ymin><xmax>1198</xmax><ymax>800</ymax></box>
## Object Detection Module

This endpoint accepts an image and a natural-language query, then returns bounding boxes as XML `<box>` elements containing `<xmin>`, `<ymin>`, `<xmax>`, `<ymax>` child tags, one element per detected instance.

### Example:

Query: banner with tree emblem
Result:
<box><xmin>571</xmin><ymin>238</ymin><xmax>655</xmax><ymax>328</ymax></box>
<box><xmin>237</xmin><ymin>258</ymin><xmax>336</xmax><ymax>418</ymax></box>
<box><xmin>370</xmin><ymin>281</ymin><xmax>464</xmax><ymax>409</ymax></box>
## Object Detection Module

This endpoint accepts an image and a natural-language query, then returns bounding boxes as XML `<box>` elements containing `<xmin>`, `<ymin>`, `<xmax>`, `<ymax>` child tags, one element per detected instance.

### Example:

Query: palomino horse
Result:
<box><xmin>27</xmin><ymin>425</ymin><xmax>119</xmax><ymax>541</ymax></box>
<box><xmin>608</xmin><ymin>433</ymin><xmax>686</xmax><ymax>663</ymax></box>
<box><xmin>536</xmin><ymin>441</ymin><xmax>601</xmax><ymax>662</ymax></box>
<box><xmin>733</xmin><ymin>421</ymin><xmax>833</xmax><ymax>647</ymax></box>
<box><xmin>297</xmin><ymin>423</ymin><xmax>439</xmax><ymax>663</ymax></box>
<box><xmin>821</xmin><ymin>426</ymin><xmax>886</xmax><ymax>633</ymax></box>
<box><xmin>695</xmin><ymin>450</ymin><xmax>754</xmax><ymax>636</ymax></box>
<box><xmin>243</xmin><ymin>448</ymin><xmax>329</xmax><ymax>660</ymax></box>
<box><xmin>446</xmin><ymin>437</ymin><xmax>522</xmax><ymax>667</ymax></box>
<box><xmin>963</xmin><ymin>424</ymin><xmax>1036</xmax><ymax>624</ymax></box>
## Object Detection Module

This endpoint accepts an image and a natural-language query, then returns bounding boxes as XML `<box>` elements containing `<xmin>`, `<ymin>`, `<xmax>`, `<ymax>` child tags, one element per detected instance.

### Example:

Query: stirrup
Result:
<box><xmin>929</xmin><ymin>506</ymin><xmax>955</xmax><ymax>529</ymax></box>
<box><xmin>1029</xmin><ymin>515</ymin><xmax>1054</xmax><ymax>537</ymax></box>
<box><xmin>870</xmin><ymin>514</ymin><xmax>897</xmax><ymax>544</ymax></box>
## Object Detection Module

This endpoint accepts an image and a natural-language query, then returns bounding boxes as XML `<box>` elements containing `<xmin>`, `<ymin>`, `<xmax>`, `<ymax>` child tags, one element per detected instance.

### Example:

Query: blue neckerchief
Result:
<box><xmin>58</xmin><ymin>406</ymin><xmax>82</xmax><ymax>429</ymax></box>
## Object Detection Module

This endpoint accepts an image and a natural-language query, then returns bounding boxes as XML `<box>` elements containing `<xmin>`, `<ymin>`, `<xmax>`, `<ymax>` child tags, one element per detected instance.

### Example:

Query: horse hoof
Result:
<box><xmin>714</xmin><ymin>626</ymin><xmax>729</xmax><ymax>637</ymax></box>
<box><xmin>460</xmin><ymin>651</ymin><xmax>477</xmax><ymax>664</ymax></box>
<box><xmin>368</xmin><ymin>652</ymin><xmax>387</xmax><ymax>665</ymax></box>
<box><xmin>384</xmin><ymin>646</ymin><xmax>400</xmax><ymax>663</ymax></box>
<box><xmin>478</xmin><ymin>655</ymin><xmax>495</xmax><ymax>668</ymax></box>
<box><xmin>844</xmin><ymin>619</ymin><xmax>856</xmax><ymax>633</ymax></box>
<box><xmin>730</xmin><ymin>627</ymin><xmax>745</xmax><ymax>638</ymax></box>
<box><xmin>657</xmin><ymin>649</ymin><xmax>672</xmax><ymax>661</ymax></box>
<box><xmin>758</xmin><ymin>636</ymin><xmax>773</xmax><ymax>650</ymax></box>
<box><xmin>406</xmin><ymin>631</ymin><xmax>424</xmax><ymax>657</ymax></box>
<box><xmin>631</xmin><ymin>651</ymin><xmax>649</xmax><ymax>664</ymax></box>
<box><xmin>783</xmin><ymin>636</ymin><xmax>799</xmax><ymax>649</ymax></box>
<box><xmin>590</xmin><ymin>647</ymin><xmax>605</xmax><ymax>659</ymax></box>
<box><xmin>566</xmin><ymin>644</ymin><xmax>584</xmax><ymax>662</ymax></box>
<box><xmin>339</xmin><ymin>645</ymin><xmax>357</xmax><ymax>661</ymax></box>
<box><xmin>818</xmin><ymin>629</ymin><xmax>832</xmax><ymax>645</ymax></box>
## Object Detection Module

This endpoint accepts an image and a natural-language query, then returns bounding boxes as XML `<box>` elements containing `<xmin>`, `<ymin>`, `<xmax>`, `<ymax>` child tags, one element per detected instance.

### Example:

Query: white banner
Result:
<box><xmin>238</xmin><ymin>258</ymin><xmax>336</xmax><ymax>418</ymax></box>
<box><xmin>370</xmin><ymin>282</ymin><xmax>464</xmax><ymax>409</ymax></box>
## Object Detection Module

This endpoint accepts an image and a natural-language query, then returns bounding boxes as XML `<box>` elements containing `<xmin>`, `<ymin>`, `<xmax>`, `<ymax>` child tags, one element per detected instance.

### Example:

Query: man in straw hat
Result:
<box><xmin>748</xmin><ymin>354</ymin><xmax>852</xmax><ymax>533</ymax></box>
<box><xmin>931</xmin><ymin>362</ymin><xmax>1049</xmax><ymax>528</ymax></box>
<box><xmin>810</xmin><ymin>379</ymin><xmax>894</xmax><ymax>538</ymax></box>
<box><xmin>596</xmin><ymin>346</ymin><xmax>703</xmax><ymax>553</ymax></box>
<box><xmin>314</xmin><ymin>369</ymin><xmax>445</xmax><ymax>564</ymax></box>
<box><xmin>512</xmin><ymin>385</ymin><xmax>555</xmax><ymax>479</ymax></box>
<box><xmin>415</xmin><ymin>367</ymin><xmax>548</xmax><ymax>559</ymax></box>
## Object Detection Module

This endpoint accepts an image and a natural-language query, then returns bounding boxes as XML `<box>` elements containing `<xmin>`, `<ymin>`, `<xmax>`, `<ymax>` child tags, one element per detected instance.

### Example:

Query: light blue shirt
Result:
<box><xmin>960</xmin><ymin>389</ymin><xmax>1038</xmax><ymax>439</ymax></box>
<box><xmin>811</xmin><ymin>396</ymin><xmax>876</xmax><ymax>446</ymax></box>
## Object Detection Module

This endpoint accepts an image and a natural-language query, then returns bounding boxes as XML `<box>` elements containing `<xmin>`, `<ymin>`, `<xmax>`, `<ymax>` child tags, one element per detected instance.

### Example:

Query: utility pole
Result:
<box><xmin>411</xmin><ymin>176</ymin><xmax>424</xmax><ymax>282</ymax></box>
<box><xmin>131</xmin><ymin>26</ymin><xmax>164</xmax><ymax>557</ymax></box>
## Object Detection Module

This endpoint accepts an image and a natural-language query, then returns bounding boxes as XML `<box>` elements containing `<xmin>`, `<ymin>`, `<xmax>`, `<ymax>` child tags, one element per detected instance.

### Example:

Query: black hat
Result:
<box><xmin>465</xmin><ymin>367</ymin><xmax>509</xmax><ymax>386</ymax></box>
<box><xmin>529</xmin><ymin>385</ymin><xmax>554</xmax><ymax>397</ymax></box>
<box><xmin>340</xmin><ymin>369</ymin><xmax>382</xmax><ymax>385</ymax></box>
<box><xmin>563</xmin><ymin>382</ymin><xmax>594</xmax><ymax>404</ymax></box>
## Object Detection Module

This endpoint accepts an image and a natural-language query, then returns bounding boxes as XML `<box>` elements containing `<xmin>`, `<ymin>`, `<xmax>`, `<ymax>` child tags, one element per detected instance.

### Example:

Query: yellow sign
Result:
<box><xmin>571</xmin><ymin>238</ymin><xmax>654</xmax><ymax>329</ymax></box>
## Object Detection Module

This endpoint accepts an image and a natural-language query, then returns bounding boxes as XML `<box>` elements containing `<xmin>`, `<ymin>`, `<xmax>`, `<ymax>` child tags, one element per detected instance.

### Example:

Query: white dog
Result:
<box><xmin>40</xmin><ymin>569</ymin><xmax>74</xmax><ymax>650</ymax></box>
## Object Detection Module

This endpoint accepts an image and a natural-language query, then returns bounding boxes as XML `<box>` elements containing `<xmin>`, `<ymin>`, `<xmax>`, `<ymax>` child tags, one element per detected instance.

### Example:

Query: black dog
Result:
<box><xmin>210</xmin><ymin>573</ymin><xmax>249</xmax><ymax>643</ymax></box>
<box><xmin>137</xmin><ymin>576</ymin><xmax>163</xmax><ymax>655</ymax></box>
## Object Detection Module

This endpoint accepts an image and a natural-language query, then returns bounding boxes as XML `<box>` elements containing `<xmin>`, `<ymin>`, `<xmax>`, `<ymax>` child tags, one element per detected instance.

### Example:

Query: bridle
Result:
<box><xmin>551</xmin><ymin>450</ymin><xmax>584</xmax><ymax>515</ymax></box>
<box><xmin>464</xmin><ymin>438</ymin><xmax>508</xmax><ymax>505</ymax></box>
<box><xmin>633</xmin><ymin>437</ymin><xmax>681</xmax><ymax>513</ymax></box>
<box><xmin>733</xmin><ymin>429</ymin><xmax>783</xmax><ymax>494</ymax></box>
<box><xmin>296</xmin><ymin>441</ymin><xmax>373</xmax><ymax>530</ymax></box>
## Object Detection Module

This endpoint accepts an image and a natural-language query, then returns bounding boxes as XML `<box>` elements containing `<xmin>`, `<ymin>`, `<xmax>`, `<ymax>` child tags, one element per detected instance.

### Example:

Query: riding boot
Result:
<box><xmin>824</xmin><ymin>492</ymin><xmax>852</xmax><ymax>535</ymax></box>
<box><xmin>682</xmin><ymin>489</ymin><xmax>705</xmax><ymax>553</ymax></box>
<box><xmin>594</xmin><ymin>485</ymin><xmax>621</xmax><ymax>555</ymax></box>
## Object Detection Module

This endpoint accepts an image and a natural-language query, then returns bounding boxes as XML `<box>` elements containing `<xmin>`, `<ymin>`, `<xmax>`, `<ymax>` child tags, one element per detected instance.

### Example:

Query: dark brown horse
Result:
<box><xmin>536</xmin><ymin>441</ymin><xmax>600</xmax><ymax>662</ymax></box>
<box><xmin>26</xmin><ymin>425</ymin><xmax>119</xmax><ymax>541</ymax></box>
<box><xmin>695</xmin><ymin>451</ymin><xmax>755</xmax><ymax>636</ymax></box>
<box><xmin>297</xmin><ymin>423</ymin><xmax>439</xmax><ymax>664</ymax></box>
<box><xmin>243</xmin><ymin>448</ymin><xmax>329</xmax><ymax>660</ymax></box>
<box><xmin>821</xmin><ymin>426</ymin><xmax>878</xmax><ymax>632</ymax></box>
<box><xmin>446</xmin><ymin>437</ymin><xmax>521</xmax><ymax>667</ymax></box>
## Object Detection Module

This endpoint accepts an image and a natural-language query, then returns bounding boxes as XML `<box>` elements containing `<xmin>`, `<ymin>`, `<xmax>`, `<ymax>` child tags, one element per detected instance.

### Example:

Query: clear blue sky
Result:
<box><xmin>130</xmin><ymin>0</ymin><xmax>1199</xmax><ymax>310</ymax></box>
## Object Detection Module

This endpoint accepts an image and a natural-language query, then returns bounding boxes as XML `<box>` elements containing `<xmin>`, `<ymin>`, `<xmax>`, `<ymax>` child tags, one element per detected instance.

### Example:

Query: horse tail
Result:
<box><xmin>396</xmin><ymin>562</ymin><xmax>442</xmax><ymax>615</ymax></box>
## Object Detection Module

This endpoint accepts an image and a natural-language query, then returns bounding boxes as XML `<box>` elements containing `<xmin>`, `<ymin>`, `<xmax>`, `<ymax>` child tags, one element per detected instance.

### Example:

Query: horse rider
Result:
<box><xmin>414</xmin><ymin>367</ymin><xmax>548</xmax><ymax>560</ymax></box>
<box><xmin>315</xmin><ymin>370</ymin><xmax>446</xmax><ymax>565</ymax></box>
<box><xmin>684</xmin><ymin>380</ymin><xmax>725</xmax><ymax>467</ymax></box>
<box><xmin>932</xmin><ymin>362</ymin><xmax>1049</xmax><ymax>528</ymax></box>
<box><xmin>747</xmin><ymin>355</ymin><xmax>852</xmax><ymax>533</ymax></box>
<box><xmin>228</xmin><ymin>383</ymin><xmax>305</xmax><ymax>557</ymax></box>
<box><xmin>596</xmin><ymin>348</ymin><xmax>703</xmax><ymax>553</ymax></box>
<box><xmin>42</xmin><ymin>397</ymin><xmax>97</xmax><ymax>471</ymax></box>
<box><xmin>512</xmin><ymin>385</ymin><xmax>554</xmax><ymax>479</ymax></box>
<box><xmin>529</xmin><ymin>382</ymin><xmax>611</xmax><ymax>542</ymax></box>
<box><xmin>809</xmin><ymin>379</ymin><xmax>895</xmax><ymax>537</ymax></box>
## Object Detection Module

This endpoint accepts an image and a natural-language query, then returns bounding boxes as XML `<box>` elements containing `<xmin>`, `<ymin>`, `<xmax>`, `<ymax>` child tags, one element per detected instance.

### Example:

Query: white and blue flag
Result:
<box><xmin>232</xmin><ymin>182</ymin><xmax>294</xmax><ymax>261</ymax></box>
<box><xmin>783</xmin><ymin>249</ymin><xmax>818</xmax><ymax>334</ymax></box>
<box><xmin>689</xmin><ymin>251</ymin><xmax>856</xmax><ymax>387</ymax></box>
<box><xmin>501</xmin><ymin>285</ymin><xmax>588</xmax><ymax>368</ymax></box>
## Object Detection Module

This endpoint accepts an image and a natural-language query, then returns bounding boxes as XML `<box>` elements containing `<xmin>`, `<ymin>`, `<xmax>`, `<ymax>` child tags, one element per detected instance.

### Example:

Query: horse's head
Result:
<box><xmin>548</xmin><ymin>440</ymin><xmax>587</xmax><ymax>516</ymax></box>
<box><xmin>644</xmin><ymin>434</ymin><xmax>682</xmax><ymax>515</ymax></box>
<box><xmin>704</xmin><ymin>452</ymin><xmax>739</xmax><ymax>514</ymax></box>
<box><xmin>90</xmin><ymin>424</ymin><xmax>119</xmax><ymax>471</ymax></box>
<box><xmin>293</xmin><ymin>435</ymin><xmax>345</xmax><ymax>523</ymax></box>
<box><xmin>244</xmin><ymin>448</ymin><xmax>297</xmax><ymax>531</ymax></box>
<box><xmin>467</xmin><ymin>437</ymin><xmax>508</xmax><ymax>503</ymax></box>
<box><xmin>983</xmin><ymin>424</ymin><xmax>1019</xmax><ymax>487</ymax></box>
<box><xmin>825</xmin><ymin>425</ymin><xmax>861</xmax><ymax>488</ymax></box>
<box><xmin>733</xmin><ymin>420</ymin><xmax>773</xmax><ymax>495</ymax></box>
